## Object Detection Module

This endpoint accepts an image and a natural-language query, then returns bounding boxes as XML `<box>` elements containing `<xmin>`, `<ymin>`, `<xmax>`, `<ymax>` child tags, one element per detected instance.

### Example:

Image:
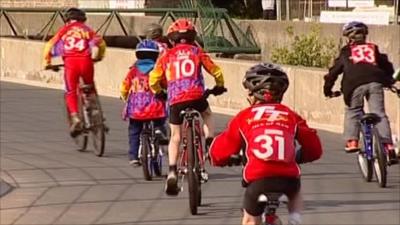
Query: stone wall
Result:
<box><xmin>1</xmin><ymin>38</ymin><xmax>399</xmax><ymax>135</ymax></box>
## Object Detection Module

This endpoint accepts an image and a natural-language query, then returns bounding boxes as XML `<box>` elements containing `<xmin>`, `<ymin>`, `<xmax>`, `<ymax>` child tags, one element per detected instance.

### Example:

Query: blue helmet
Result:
<box><xmin>136</xmin><ymin>39</ymin><xmax>159</xmax><ymax>53</ymax></box>
<box><xmin>135</xmin><ymin>39</ymin><xmax>160</xmax><ymax>60</ymax></box>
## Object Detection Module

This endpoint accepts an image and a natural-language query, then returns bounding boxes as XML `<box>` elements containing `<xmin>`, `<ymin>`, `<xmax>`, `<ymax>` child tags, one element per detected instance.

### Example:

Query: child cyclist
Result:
<box><xmin>209</xmin><ymin>63</ymin><xmax>323</xmax><ymax>225</ymax></box>
<box><xmin>144</xmin><ymin>23</ymin><xmax>171</xmax><ymax>54</ymax></box>
<box><xmin>149</xmin><ymin>18</ymin><xmax>226</xmax><ymax>195</ymax></box>
<box><xmin>43</xmin><ymin>8</ymin><xmax>106</xmax><ymax>137</ymax></box>
<box><xmin>120</xmin><ymin>40</ymin><xmax>167</xmax><ymax>166</ymax></box>
<box><xmin>323</xmin><ymin>21</ymin><xmax>398</xmax><ymax>165</ymax></box>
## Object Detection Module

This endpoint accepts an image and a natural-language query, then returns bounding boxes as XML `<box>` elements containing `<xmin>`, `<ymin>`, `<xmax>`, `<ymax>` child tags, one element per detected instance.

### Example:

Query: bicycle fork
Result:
<box><xmin>362</xmin><ymin>122</ymin><xmax>374</xmax><ymax>161</ymax></box>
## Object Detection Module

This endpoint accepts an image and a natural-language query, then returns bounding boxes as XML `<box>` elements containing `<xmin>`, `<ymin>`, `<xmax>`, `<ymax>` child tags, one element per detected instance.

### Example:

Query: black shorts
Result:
<box><xmin>243</xmin><ymin>177</ymin><xmax>301</xmax><ymax>216</ymax></box>
<box><xmin>169</xmin><ymin>99</ymin><xmax>209</xmax><ymax>125</ymax></box>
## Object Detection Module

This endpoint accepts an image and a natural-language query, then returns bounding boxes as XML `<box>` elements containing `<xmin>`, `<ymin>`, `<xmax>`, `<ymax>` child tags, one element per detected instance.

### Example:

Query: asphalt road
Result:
<box><xmin>1</xmin><ymin>81</ymin><xmax>399</xmax><ymax>225</ymax></box>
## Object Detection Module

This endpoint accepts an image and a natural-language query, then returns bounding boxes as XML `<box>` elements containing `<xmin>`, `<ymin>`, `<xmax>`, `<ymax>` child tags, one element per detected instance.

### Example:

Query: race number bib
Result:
<box><xmin>350</xmin><ymin>44</ymin><xmax>376</xmax><ymax>65</ymax></box>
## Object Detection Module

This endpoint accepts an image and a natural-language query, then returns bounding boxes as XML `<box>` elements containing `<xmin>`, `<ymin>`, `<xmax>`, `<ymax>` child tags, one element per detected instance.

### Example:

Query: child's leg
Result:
<box><xmin>344</xmin><ymin>86</ymin><xmax>365</xmax><ymax>142</ymax></box>
<box><xmin>366</xmin><ymin>82</ymin><xmax>393</xmax><ymax>144</ymax></box>
<box><xmin>287</xmin><ymin>191</ymin><xmax>303</xmax><ymax>225</ymax></box>
<box><xmin>201</xmin><ymin>106</ymin><xmax>214</xmax><ymax>138</ymax></box>
<box><xmin>128</xmin><ymin>119</ymin><xmax>143</xmax><ymax>161</ymax></box>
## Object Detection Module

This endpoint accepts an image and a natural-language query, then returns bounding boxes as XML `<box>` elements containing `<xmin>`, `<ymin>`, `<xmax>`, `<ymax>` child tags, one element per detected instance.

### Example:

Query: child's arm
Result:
<box><xmin>149</xmin><ymin>56</ymin><xmax>166</xmax><ymax>94</ymax></box>
<box><xmin>199</xmin><ymin>50</ymin><xmax>224</xmax><ymax>87</ymax></box>
<box><xmin>295</xmin><ymin>118</ymin><xmax>323</xmax><ymax>163</ymax></box>
<box><xmin>120</xmin><ymin>69</ymin><xmax>134</xmax><ymax>101</ymax></box>
<box><xmin>323</xmin><ymin>49</ymin><xmax>345</xmax><ymax>96</ymax></box>
<box><xmin>375</xmin><ymin>46</ymin><xmax>395</xmax><ymax>86</ymax></box>
<box><xmin>209</xmin><ymin>116</ymin><xmax>242</xmax><ymax>166</ymax></box>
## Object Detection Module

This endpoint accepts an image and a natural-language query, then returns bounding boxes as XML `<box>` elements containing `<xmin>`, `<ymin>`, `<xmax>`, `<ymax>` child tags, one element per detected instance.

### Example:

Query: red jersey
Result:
<box><xmin>43</xmin><ymin>21</ymin><xmax>106</xmax><ymax>65</ymax></box>
<box><xmin>149</xmin><ymin>43</ymin><xmax>224</xmax><ymax>105</ymax></box>
<box><xmin>209</xmin><ymin>103</ymin><xmax>322</xmax><ymax>183</ymax></box>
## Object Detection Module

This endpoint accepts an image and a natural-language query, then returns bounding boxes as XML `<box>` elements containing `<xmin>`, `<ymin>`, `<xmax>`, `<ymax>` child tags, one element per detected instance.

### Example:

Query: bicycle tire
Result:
<box><xmin>186</xmin><ymin>124</ymin><xmax>199</xmax><ymax>215</ymax></box>
<box><xmin>194</xmin><ymin>127</ymin><xmax>202</xmax><ymax>207</ymax></box>
<box><xmin>90</xmin><ymin>95</ymin><xmax>105</xmax><ymax>157</ymax></box>
<box><xmin>141</xmin><ymin>134</ymin><xmax>152</xmax><ymax>181</ymax></box>
<box><xmin>357</xmin><ymin>133</ymin><xmax>373</xmax><ymax>182</ymax></box>
<box><xmin>67</xmin><ymin>96</ymin><xmax>88</xmax><ymax>151</ymax></box>
<box><xmin>152</xmin><ymin>140</ymin><xmax>162</xmax><ymax>177</ymax></box>
<box><xmin>372</xmin><ymin>128</ymin><xmax>387</xmax><ymax>188</ymax></box>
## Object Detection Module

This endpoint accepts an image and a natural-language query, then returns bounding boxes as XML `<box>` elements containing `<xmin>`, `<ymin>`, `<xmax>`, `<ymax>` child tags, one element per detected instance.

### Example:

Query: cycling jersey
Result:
<box><xmin>149</xmin><ymin>43</ymin><xmax>224</xmax><ymax>105</ymax></box>
<box><xmin>209</xmin><ymin>103</ymin><xmax>322</xmax><ymax>183</ymax></box>
<box><xmin>43</xmin><ymin>21</ymin><xmax>106</xmax><ymax>65</ymax></box>
<box><xmin>324</xmin><ymin>42</ymin><xmax>394</xmax><ymax>106</ymax></box>
<box><xmin>42</xmin><ymin>21</ymin><xmax>106</xmax><ymax>115</ymax></box>
<box><xmin>121</xmin><ymin>63</ymin><xmax>167</xmax><ymax>120</ymax></box>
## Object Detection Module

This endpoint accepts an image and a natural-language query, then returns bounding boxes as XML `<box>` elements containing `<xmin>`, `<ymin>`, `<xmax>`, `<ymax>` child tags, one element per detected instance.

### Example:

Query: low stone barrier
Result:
<box><xmin>1</xmin><ymin>38</ymin><xmax>399</xmax><ymax>136</ymax></box>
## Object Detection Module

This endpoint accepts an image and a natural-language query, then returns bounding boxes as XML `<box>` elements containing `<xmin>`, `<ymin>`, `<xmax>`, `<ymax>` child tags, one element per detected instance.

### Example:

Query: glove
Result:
<box><xmin>155</xmin><ymin>91</ymin><xmax>167</xmax><ymax>101</ymax></box>
<box><xmin>323</xmin><ymin>87</ymin><xmax>333</xmax><ymax>97</ymax></box>
<box><xmin>212</xmin><ymin>85</ymin><xmax>227</xmax><ymax>96</ymax></box>
<box><xmin>45</xmin><ymin>64</ymin><xmax>60</xmax><ymax>72</ymax></box>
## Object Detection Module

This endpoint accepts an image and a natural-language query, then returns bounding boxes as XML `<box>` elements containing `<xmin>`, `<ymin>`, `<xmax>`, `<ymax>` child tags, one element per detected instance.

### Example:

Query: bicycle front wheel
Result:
<box><xmin>90</xmin><ymin>95</ymin><xmax>105</xmax><ymax>157</ymax></box>
<box><xmin>186</xmin><ymin>125</ymin><xmax>200</xmax><ymax>215</ymax></box>
<box><xmin>372</xmin><ymin>128</ymin><xmax>387</xmax><ymax>188</ymax></box>
<box><xmin>357</xmin><ymin>133</ymin><xmax>373</xmax><ymax>182</ymax></box>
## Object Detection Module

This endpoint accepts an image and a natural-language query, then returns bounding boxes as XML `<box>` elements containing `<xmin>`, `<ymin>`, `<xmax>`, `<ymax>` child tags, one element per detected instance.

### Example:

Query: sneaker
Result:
<box><xmin>129</xmin><ymin>159</ymin><xmax>141</xmax><ymax>167</ymax></box>
<box><xmin>200</xmin><ymin>168</ymin><xmax>208</xmax><ymax>183</ymax></box>
<box><xmin>70</xmin><ymin>113</ymin><xmax>82</xmax><ymax>137</ymax></box>
<box><xmin>165</xmin><ymin>171</ymin><xmax>179</xmax><ymax>196</ymax></box>
<box><xmin>384</xmin><ymin>144</ymin><xmax>399</xmax><ymax>165</ymax></box>
<box><xmin>344</xmin><ymin>140</ymin><xmax>360</xmax><ymax>153</ymax></box>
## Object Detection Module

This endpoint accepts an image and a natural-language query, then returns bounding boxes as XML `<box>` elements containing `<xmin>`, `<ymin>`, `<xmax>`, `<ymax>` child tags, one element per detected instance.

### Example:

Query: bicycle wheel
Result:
<box><xmin>357</xmin><ymin>133</ymin><xmax>373</xmax><ymax>182</ymax></box>
<box><xmin>89</xmin><ymin>95</ymin><xmax>105</xmax><ymax>157</ymax></box>
<box><xmin>186</xmin><ymin>125</ymin><xmax>200</xmax><ymax>215</ymax></box>
<box><xmin>372</xmin><ymin>128</ymin><xmax>387</xmax><ymax>188</ymax></box>
<box><xmin>152</xmin><ymin>140</ymin><xmax>162</xmax><ymax>177</ymax></box>
<box><xmin>66</xmin><ymin>96</ymin><xmax>88</xmax><ymax>151</ymax></box>
<box><xmin>141</xmin><ymin>134</ymin><xmax>152</xmax><ymax>181</ymax></box>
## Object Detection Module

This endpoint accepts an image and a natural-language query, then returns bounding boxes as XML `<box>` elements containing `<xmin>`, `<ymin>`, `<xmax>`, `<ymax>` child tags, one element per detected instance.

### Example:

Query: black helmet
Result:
<box><xmin>145</xmin><ymin>23</ymin><xmax>163</xmax><ymax>40</ymax></box>
<box><xmin>65</xmin><ymin>8</ymin><xmax>87</xmax><ymax>22</ymax></box>
<box><xmin>243</xmin><ymin>63</ymin><xmax>289</xmax><ymax>103</ymax></box>
<box><xmin>342</xmin><ymin>21</ymin><xmax>368</xmax><ymax>42</ymax></box>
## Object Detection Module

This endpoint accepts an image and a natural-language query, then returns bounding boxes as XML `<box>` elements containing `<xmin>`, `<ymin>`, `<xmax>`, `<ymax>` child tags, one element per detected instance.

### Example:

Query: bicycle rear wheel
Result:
<box><xmin>357</xmin><ymin>133</ymin><xmax>373</xmax><ymax>182</ymax></box>
<box><xmin>141</xmin><ymin>134</ymin><xmax>152</xmax><ymax>181</ymax></box>
<box><xmin>372</xmin><ymin>128</ymin><xmax>387</xmax><ymax>188</ymax></box>
<box><xmin>66</xmin><ymin>96</ymin><xmax>88</xmax><ymax>151</ymax></box>
<box><xmin>186</xmin><ymin>125</ymin><xmax>200</xmax><ymax>215</ymax></box>
<box><xmin>90</xmin><ymin>95</ymin><xmax>105</xmax><ymax>157</ymax></box>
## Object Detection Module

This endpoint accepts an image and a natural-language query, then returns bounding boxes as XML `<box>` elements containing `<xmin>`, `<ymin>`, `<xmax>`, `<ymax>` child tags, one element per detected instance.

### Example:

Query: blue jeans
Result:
<box><xmin>344</xmin><ymin>82</ymin><xmax>393</xmax><ymax>144</ymax></box>
<box><xmin>128</xmin><ymin>118</ymin><xmax>166</xmax><ymax>160</ymax></box>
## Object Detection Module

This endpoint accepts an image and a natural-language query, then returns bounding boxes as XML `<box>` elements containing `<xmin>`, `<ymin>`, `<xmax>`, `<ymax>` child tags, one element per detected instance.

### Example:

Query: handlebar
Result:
<box><xmin>389</xmin><ymin>85</ymin><xmax>400</xmax><ymax>98</ymax></box>
<box><xmin>203</xmin><ymin>86</ymin><xmax>227</xmax><ymax>99</ymax></box>
<box><xmin>327</xmin><ymin>91</ymin><xmax>342</xmax><ymax>98</ymax></box>
<box><xmin>45</xmin><ymin>59</ymin><xmax>101</xmax><ymax>72</ymax></box>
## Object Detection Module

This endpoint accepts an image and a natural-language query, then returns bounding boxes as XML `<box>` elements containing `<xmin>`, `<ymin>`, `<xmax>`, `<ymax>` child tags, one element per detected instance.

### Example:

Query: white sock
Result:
<box><xmin>288</xmin><ymin>212</ymin><xmax>302</xmax><ymax>225</ymax></box>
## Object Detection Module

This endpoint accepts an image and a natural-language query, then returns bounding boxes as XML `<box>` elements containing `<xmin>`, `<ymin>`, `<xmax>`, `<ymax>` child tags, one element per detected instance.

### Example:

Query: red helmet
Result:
<box><xmin>167</xmin><ymin>18</ymin><xmax>197</xmax><ymax>43</ymax></box>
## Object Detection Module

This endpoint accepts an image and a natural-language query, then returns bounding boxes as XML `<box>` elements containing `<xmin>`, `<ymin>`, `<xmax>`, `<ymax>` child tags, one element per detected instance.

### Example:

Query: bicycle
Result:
<box><xmin>139</xmin><ymin>121</ymin><xmax>168</xmax><ymax>181</ymax></box>
<box><xmin>176</xmin><ymin>87</ymin><xmax>226</xmax><ymax>215</ymax></box>
<box><xmin>257</xmin><ymin>193</ymin><xmax>288</xmax><ymax>225</ymax></box>
<box><xmin>45</xmin><ymin>64</ymin><xmax>108</xmax><ymax>157</ymax></box>
<box><xmin>329</xmin><ymin>85</ymin><xmax>400</xmax><ymax>188</ymax></box>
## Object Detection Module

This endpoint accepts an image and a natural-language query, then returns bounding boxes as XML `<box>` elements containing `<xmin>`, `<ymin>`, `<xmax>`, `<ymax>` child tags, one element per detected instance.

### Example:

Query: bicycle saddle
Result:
<box><xmin>258</xmin><ymin>193</ymin><xmax>288</xmax><ymax>204</ymax></box>
<box><xmin>360</xmin><ymin>113</ymin><xmax>381</xmax><ymax>124</ymax></box>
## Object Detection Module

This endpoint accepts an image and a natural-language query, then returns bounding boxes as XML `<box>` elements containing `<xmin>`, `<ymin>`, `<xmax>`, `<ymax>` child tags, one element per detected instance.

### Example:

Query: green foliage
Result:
<box><xmin>271</xmin><ymin>25</ymin><xmax>338</xmax><ymax>68</ymax></box>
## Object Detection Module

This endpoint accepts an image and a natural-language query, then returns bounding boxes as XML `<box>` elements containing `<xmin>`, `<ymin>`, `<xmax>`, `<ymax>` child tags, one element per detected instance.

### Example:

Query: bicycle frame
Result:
<box><xmin>178</xmin><ymin>109</ymin><xmax>206</xmax><ymax>176</ymax></box>
<box><xmin>360</xmin><ymin>121</ymin><xmax>374</xmax><ymax>161</ymax></box>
